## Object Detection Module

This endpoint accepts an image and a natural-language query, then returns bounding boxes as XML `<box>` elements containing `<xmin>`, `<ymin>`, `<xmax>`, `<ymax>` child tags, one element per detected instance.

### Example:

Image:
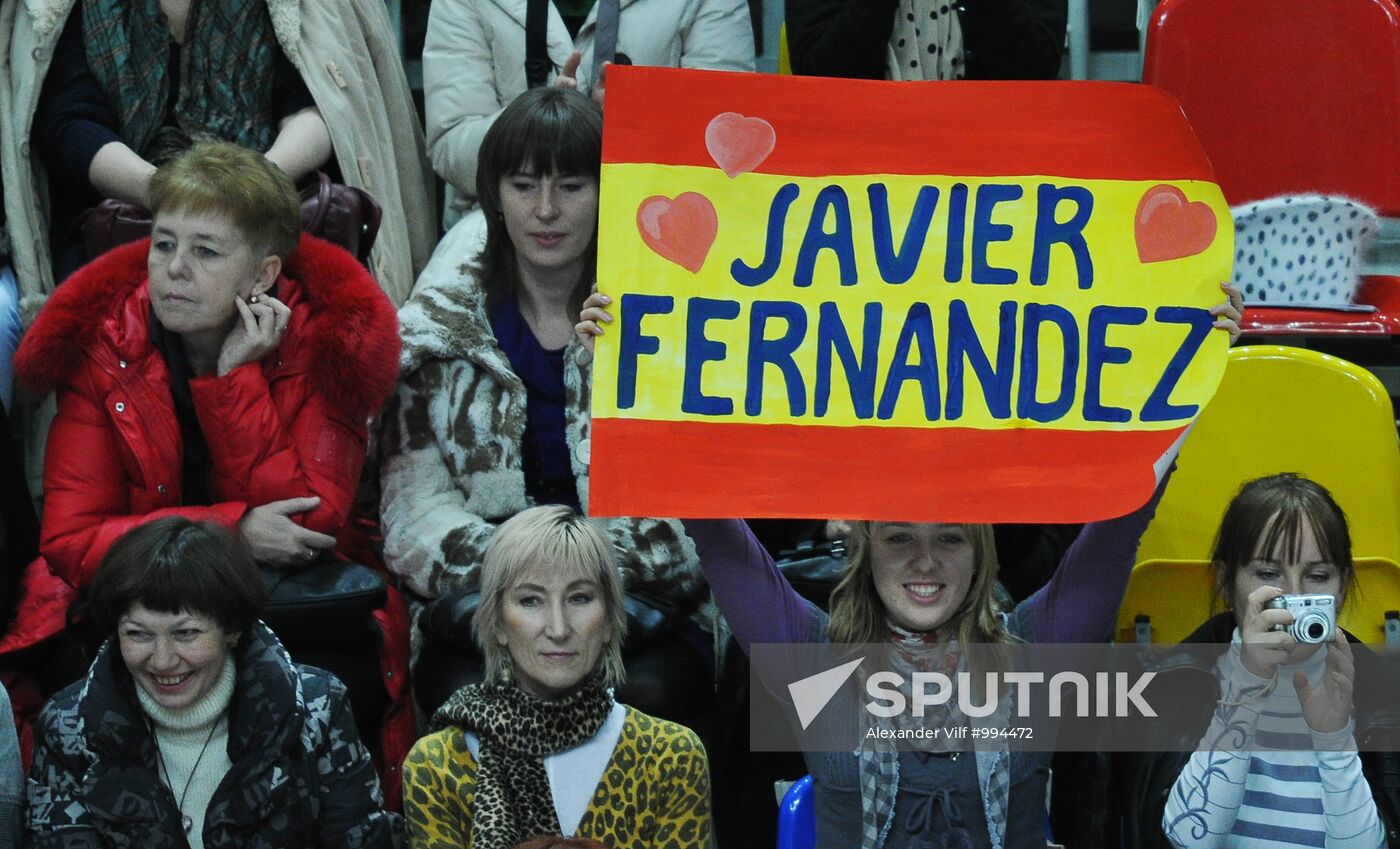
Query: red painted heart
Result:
<box><xmin>1134</xmin><ymin>184</ymin><xmax>1217</xmax><ymax>263</ymax></box>
<box><xmin>636</xmin><ymin>193</ymin><xmax>718</xmax><ymax>274</ymax></box>
<box><xmin>705</xmin><ymin>112</ymin><xmax>776</xmax><ymax>178</ymax></box>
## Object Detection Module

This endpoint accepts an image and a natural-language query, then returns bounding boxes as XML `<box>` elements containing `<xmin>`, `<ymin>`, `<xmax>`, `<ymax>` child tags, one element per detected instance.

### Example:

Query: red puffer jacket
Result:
<box><xmin>3</xmin><ymin>235</ymin><xmax>414</xmax><ymax>803</ymax></box>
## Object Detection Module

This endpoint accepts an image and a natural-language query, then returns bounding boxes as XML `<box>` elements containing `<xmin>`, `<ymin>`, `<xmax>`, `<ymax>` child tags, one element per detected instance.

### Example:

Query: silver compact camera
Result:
<box><xmin>1265</xmin><ymin>594</ymin><xmax>1337</xmax><ymax>644</ymax></box>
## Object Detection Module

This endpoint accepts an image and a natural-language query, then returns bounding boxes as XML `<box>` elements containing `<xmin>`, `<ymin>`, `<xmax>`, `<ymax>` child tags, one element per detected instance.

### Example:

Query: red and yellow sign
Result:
<box><xmin>590</xmin><ymin>67</ymin><xmax>1232</xmax><ymax>522</ymax></box>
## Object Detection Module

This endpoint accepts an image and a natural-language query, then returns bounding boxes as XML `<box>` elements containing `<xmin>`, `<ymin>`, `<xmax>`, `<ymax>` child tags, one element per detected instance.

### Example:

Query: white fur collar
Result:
<box><xmin>396</xmin><ymin>267</ymin><xmax>521</xmax><ymax>388</ymax></box>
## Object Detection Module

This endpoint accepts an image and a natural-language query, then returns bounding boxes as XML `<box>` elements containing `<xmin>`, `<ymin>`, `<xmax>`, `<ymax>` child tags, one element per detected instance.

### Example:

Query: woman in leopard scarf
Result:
<box><xmin>402</xmin><ymin>505</ymin><xmax>712</xmax><ymax>849</ymax></box>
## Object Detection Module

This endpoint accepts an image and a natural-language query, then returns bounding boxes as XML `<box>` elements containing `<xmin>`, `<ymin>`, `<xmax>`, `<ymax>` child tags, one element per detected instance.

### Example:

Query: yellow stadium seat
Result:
<box><xmin>1341</xmin><ymin>558</ymin><xmax>1400</xmax><ymax>645</ymax></box>
<box><xmin>1117</xmin><ymin>557</ymin><xmax>1400</xmax><ymax>646</ymax></box>
<box><xmin>1115</xmin><ymin>559</ymin><xmax>1217</xmax><ymax>644</ymax></box>
<box><xmin>779</xmin><ymin>23</ymin><xmax>791</xmax><ymax>75</ymax></box>
<box><xmin>1137</xmin><ymin>345</ymin><xmax>1400</xmax><ymax>567</ymax></box>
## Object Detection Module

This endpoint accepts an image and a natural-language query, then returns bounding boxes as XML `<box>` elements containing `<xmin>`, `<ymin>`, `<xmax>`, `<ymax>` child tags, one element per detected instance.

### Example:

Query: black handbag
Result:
<box><xmin>81</xmin><ymin>170</ymin><xmax>383</xmax><ymax>266</ymax></box>
<box><xmin>261</xmin><ymin>559</ymin><xmax>387</xmax><ymax>652</ymax></box>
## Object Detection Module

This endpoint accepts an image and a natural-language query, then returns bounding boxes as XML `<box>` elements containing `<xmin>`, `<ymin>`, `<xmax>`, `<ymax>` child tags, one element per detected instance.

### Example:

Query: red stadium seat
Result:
<box><xmin>1144</xmin><ymin>0</ymin><xmax>1400</xmax><ymax>337</ymax></box>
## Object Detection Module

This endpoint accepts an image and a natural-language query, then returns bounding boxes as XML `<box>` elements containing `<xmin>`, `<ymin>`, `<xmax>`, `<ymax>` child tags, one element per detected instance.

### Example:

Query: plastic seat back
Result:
<box><xmin>1144</xmin><ymin>0</ymin><xmax>1400</xmax><ymax>215</ymax></box>
<box><xmin>1341</xmin><ymin>557</ymin><xmax>1400</xmax><ymax>644</ymax></box>
<box><xmin>1119</xmin><ymin>557</ymin><xmax>1400</xmax><ymax>645</ymax></box>
<box><xmin>1138</xmin><ymin>345</ymin><xmax>1400</xmax><ymax>566</ymax></box>
<box><xmin>777</xmin><ymin>775</ymin><xmax>816</xmax><ymax>849</ymax></box>
<box><xmin>1116</xmin><ymin>559</ymin><xmax>1217</xmax><ymax>644</ymax></box>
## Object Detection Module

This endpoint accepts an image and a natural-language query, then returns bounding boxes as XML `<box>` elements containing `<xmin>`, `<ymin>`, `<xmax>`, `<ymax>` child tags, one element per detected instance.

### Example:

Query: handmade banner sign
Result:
<box><xmin>590</xmin><ymin>67</ymin><xmax>1232</xmax><ymax>522</ymax></box>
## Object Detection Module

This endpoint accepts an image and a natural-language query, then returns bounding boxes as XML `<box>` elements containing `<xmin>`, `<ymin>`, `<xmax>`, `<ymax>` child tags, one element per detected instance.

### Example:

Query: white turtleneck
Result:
<box><xmin>136</xmin><ymin>652</ymin><xmax>237</xmax><ymax>849</ymax></box>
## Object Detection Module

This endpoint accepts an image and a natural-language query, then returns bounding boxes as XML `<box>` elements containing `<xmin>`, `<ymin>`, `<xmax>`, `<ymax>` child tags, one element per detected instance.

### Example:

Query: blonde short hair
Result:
<box><xmin>473</xmin><ymin>506</ymin><xmax>627</xmax><ymax>688</ymax></box>
<box><xmin>149</xmin><ymin>141</ymin><xmax>301</xmax><ymax>259</ymax></box>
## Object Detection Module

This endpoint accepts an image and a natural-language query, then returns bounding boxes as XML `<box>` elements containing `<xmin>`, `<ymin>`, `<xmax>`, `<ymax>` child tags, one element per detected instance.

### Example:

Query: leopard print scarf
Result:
<box><xmin>432</xmin><ymin>677</ymin><xmax>613</xmax><ymax>849</ymax></box>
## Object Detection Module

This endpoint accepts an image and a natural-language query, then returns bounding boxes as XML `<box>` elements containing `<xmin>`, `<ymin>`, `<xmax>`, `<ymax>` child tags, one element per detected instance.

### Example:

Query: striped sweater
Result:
<box><xmin>1163</xmin><ymin>637</ymin><xmax>1383</xmax><ymax>849</ymax></box>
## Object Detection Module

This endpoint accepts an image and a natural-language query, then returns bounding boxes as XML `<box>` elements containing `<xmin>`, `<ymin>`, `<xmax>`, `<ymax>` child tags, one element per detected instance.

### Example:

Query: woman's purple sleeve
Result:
<box><xmin>1023</xmin><ymin>467</ymin><xmax>1174</xmax><ymax>643</ymax></box>
<box><xmin>684</xmin><ymin>518</ymin><xmax>822</xmax><ymax>652</ymax></box>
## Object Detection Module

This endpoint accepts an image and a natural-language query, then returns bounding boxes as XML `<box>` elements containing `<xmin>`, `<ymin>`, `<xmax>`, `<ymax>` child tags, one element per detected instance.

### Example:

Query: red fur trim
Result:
<box><xmin>14</xmin><ymin>239</ymin><xmax>150</xmax><ymax>393</ymax></box>
<box><xmin>283</xmin><ymin>235</ymin><xmax>402</xmax><ymax>417</ymax></box>
<box><xmin>14</xmin><ymin>235</ymin><xmax>401</xmax><ymax>417</ymax></box>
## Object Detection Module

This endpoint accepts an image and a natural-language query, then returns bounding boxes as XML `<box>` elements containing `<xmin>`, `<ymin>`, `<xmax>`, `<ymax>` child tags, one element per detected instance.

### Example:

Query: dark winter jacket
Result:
<box><xmin>1113</xmin><ymin>612</ymin><xmax>1400</xmax><ymax>849</ymax></box>
<box><xmin>784</xmin><ymin>0</ymin><xmax>1066</xmax><ymax>81</ymax></box>
<box><xmin>26</xmin><ymin>621</ymin><xmax>402</xmax><ymax>849</ymax></box>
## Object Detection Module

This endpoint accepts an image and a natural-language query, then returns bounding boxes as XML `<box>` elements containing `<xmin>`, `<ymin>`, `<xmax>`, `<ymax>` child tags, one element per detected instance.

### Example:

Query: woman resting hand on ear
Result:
<box><xmin>3</xmin><ymin>140</ymin><xmax>399</xmax><ymax>657</ymax></box>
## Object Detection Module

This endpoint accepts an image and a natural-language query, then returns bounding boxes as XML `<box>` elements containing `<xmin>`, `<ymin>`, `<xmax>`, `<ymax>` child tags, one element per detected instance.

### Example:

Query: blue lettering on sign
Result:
<box><xmin>682</xmin><ymin>297</ymin><xmax>741</xmax><ymax>416</ymax></box>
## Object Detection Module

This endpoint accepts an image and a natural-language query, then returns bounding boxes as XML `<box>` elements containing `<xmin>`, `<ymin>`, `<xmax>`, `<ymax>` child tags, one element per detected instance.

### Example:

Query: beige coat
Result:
<box><xmin>424</xmin><ymin>0</ymin><xmax>755</xmax><ymax>226</ymax></box>
<box><xmin>0</xmin><ymin>0</ymin><xmax>436</xmax><ymax>310</ymax></box>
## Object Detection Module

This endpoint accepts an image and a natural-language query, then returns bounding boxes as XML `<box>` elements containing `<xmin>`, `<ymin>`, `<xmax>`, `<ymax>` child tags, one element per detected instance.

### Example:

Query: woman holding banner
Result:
<box><xmin>573</xmin><ymin>287</ymin><xmax>1244</xmax><ymax>849</ymax></box>
<box><xmin>380</xmin><ymin>86</ymin><xmax>706</xmax><ymax>652</ymax></box>
<box><xmin>1117</xmin><ymin>474</ymin><xmax>1400</xmax><ymax>849</ymax></box>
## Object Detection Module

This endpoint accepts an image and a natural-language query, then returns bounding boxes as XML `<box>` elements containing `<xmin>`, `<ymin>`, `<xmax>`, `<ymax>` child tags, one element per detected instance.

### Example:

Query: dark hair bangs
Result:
<box><xmin>88</xmin><ymin>519</ymin><xmax>266</xmax><ymax>635</ymax></box>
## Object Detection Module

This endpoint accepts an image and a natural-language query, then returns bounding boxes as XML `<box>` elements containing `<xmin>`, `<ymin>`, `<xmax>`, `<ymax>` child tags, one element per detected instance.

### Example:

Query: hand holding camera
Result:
<box><xmin>1265</xmin><ymin>594</ymin><xmax>1336</xmax><ymax>644</ymax></box>
<box><xmin>1239</xmin><ymin>586</ymin><xmax>1353</xmax><ymax>732</ymax></box>
<box><xmin>1294</xmin><ymin>628</ymin><xmax>1354</xmax><ymax>734</ymax></box>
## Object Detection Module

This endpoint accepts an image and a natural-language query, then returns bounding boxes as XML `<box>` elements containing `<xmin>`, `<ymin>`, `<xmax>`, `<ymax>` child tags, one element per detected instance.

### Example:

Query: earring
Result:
<box><xmin>496</xmin><ymin>653</ymin><xmax>515</xmax><ymax>686</ymax></box>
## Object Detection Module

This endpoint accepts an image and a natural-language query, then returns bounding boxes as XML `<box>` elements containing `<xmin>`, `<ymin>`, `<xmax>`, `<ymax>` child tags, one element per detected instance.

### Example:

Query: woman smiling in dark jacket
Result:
<box><xmin>26</xmin><ymin>518</ymin><xmax>400</xmax><ymax>849</ymax></box>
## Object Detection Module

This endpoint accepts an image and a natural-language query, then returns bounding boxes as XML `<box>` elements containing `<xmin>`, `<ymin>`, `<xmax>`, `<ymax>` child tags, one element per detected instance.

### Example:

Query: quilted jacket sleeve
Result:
<box><xmin>307</xmin><ymin>673</ymin><xmax>403</xmax><ymax>849</ymax></box>
<box><xmin>40</xmin><ymin>385</ymin><xmax>247</xmax><ymax>588</ymax></box>
<box><xmin>25</xmin><ymin>696</ymin><xmax>103</xmax><ymax>849</ymax></box>
<box><xmin>190</xmin><ymin>359</ymin><xmax>369</xmax><ymax>539</ymax></box>
<box><xmin>422</xmin><ymin>0</ymin><xmax>507</xmax><ymax>200</ymax></box>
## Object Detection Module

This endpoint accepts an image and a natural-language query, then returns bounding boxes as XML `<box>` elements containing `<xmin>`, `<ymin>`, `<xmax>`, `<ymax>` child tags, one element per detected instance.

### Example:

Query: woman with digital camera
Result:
<box><xmin>1118</xmin><ymin>473</ymin><xmax>1400</xmax><ymax>848</ymax></box>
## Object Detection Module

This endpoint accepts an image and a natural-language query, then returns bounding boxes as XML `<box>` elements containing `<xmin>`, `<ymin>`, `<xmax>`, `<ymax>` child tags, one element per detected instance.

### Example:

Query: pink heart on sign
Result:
<box><xmin>705</xmin><ymin>112</ymin><xmax>776</xmax><ymax>178</ymax></box>
<box><xmin>636</xmin><ymin>193</ymin><xmax>718</xmax><ymax>274</ymax></box>
<box><xmin>1134</xmin><ymin>184</ymin><xmax>1217</xmax><ymax>263</ymax></box>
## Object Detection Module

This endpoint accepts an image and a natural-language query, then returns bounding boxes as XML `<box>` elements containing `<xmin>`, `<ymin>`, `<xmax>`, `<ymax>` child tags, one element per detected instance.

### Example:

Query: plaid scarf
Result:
<box><xmin>857</xmin><ymin>625</ymin><xmax>1011</xmax><ymax>849</ymax></box>
<box><xmin>81</xmin><ymin>0</ymin><xmax>279</xmax><ymax>160</ymax></box>
<box><xmin>432</xmin><ymin>677</ymin><xmax>614</xmax><ymax>849</ymax></box>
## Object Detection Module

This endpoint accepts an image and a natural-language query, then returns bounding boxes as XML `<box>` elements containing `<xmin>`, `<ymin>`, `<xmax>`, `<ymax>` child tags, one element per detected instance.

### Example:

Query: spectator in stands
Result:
<box><xmin>0</xmin><ymin>142</ymin><xmax>406</xmax><ymax>776</ymax></box>
<box><xmin>419</xmin><ymin>0</ymin><xmax>755</xmax><ymax>270</ymax></box>
<box><xmin>381</xmin><ymin>86</ymin><xmax>704</xmax><ymax>623</ymax></box>
<box><xmin>2</xmin><ymin>0</ymin><xmax>433</xmax><ymax>305</ymax></box>
<box><xmin>0</xmin><ymin>681</ymin><xmax>19</xmax><ymax>849</ymax></box>
<box><xmin>402</xmin><ymin>505</ymin><xmax>712</xmax><ymax>849</ymax></box>
<box><xmin>576</xmin><ymin>290</ymin><xmax>1243</xmax><ymax>849</ymax></box>
<box><xmin>1118</xmin><ymin>474</ymin><xmax>1400</xmax><ymax>848</ymax></box>
<box><xmin>785</xmin><ymin>0</ymin><xmax>1067</xmax><ymax>80</ymax></box>
<box><xmin>26</xmin><ymin>518</ymin><xmax>400</xmax><ymax>849</ymax></box>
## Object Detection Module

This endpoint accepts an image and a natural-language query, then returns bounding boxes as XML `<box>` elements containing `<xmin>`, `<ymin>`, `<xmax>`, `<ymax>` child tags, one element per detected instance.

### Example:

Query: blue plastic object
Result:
<box><xmin>776</xmin><ymin>775</ymin><xmax>816</xmax><ymax>849</ymax></box>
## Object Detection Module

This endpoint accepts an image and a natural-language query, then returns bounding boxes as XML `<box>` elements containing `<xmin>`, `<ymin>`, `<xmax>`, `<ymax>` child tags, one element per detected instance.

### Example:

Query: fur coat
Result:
<box><xmin>379</xmin><ymin>266</ymin><xmax>704</xmax><ymax>606</ymax></box>
<box><xmin>0</xmin><ymin>0</ymin><xmax>436</xmax><ymax>310</ymax></box>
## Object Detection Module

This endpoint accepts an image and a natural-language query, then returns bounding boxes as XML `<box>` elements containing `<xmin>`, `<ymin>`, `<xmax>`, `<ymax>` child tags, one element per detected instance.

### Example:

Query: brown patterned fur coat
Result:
<box><xmin>378</xmin><ymin>268</ymin><xmax>703</xmax><ymax>607</ymax></box>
